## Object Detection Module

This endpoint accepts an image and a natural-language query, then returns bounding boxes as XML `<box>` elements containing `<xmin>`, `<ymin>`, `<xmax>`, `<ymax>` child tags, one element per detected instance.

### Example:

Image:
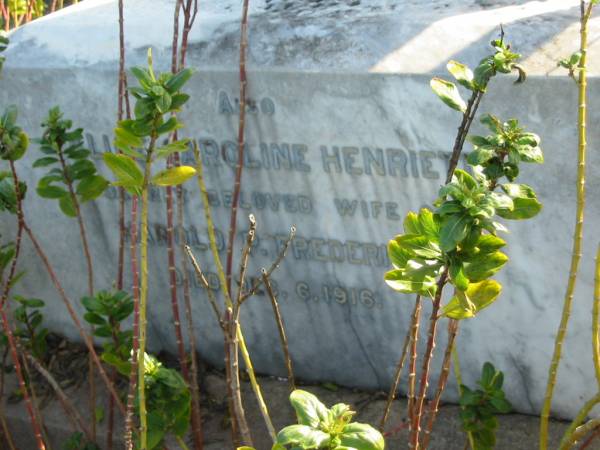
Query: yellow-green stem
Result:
<box><xmin>559</xmin><ymin>392</ymin><xmax>600</xmax><ymax>449</ymax></box>
<box><xmin>138</xmin><ymin>146</ymin><xmax>154</xmax><ymax>450</ymax></box>
<box><xmin>452</xmin><ymin>348</ymin><xmax>475</xmax><ymax>450</ymax></box>
<box><xmin>540</xmin><ymin>3</ymin><xmax>594</xmax><ymax>448</ymax></box>
<box><xmin>237</xmin><ymin>324</ymin><xmax>276</xmax><ymax>441</ymax></box>
<box><xmin>175</xmin><ymin>435</ymin><xmax>191</xmax><ymax>450</ymax></box>
<box><xmin>594</xmin><ymin>244</ymin><xmax>600</xmax><ymax>389</ymax></box>
<box><xmin>195</xmin><ymin>142</ymin><xmax>258</xmax><ymax>442</ymax></box>
<box><xmin>193</xmin><ymin>144</ymin><xmax>231</xmax><ymax>307</ymax></box>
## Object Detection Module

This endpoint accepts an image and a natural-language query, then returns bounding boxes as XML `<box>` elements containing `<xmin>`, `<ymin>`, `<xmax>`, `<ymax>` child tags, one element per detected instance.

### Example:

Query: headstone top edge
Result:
<box><xmin>3</xmin><ymin>0</ymin><xmax>599</xmax><ymax>76</ymax></box>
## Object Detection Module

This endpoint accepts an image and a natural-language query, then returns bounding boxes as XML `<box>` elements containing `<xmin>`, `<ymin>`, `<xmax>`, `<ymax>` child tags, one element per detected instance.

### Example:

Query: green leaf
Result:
<box><xmin>69</xmin><ymin>159</ymin><xmax>96</xmax><ymax>180</ymax></box>
<box><xmin>59</xmin><ymin>195</ymin><xmax>77</xmax><ymax>217</ymax></box>
<box><xmin>289</xmin><ymin>390</ymin><xmax>329</xmax><ymax>428</ymax></box>
<box><xmin>81</xmin><ymin>296</ymin><xmax>105</xmax><ymax>313</ymax></box>
<box><xmin>497</xmin><ymin>183</ymin><xmax>542</xmax><ymax>220</ymax></box>
<box><xmin>76</xmin><ymin>175</ymin><xmax>109</xmax><ymax>202</ymax></box>
<box><xmin>442</xmin><ymin>280</ymin><xmax>502</xmax><ymax>319</ymax></box>
<box><xmin>64</xmin><ymin>148</ymin><xmax>91</xmax><ymax>160</ymax></box>
<box><xmin>130</xmin><ymin>66</ymin><xmax>153</xmax><ymax>88</ymax></box>
<box><xmin>517</xmin><ymin>145</ymin><xmax>544</xmax><ymax>163</ymax></box>
<box><xmin>101</xmin><ymin>352</ymin><xmax>132</xmax><ymax>376</ymax></box>
<box><xmin>418</xmin><ymin>208</ymin><xmax>439</xmax><ymax>240</ymax></box>
<box><xmin>489</xmin><ymin>192</ymin><xmax>513</xmax><ymax>211</ymax></box>
<box><xmin>388</xmin><ymin>239</ymin><xmax>411</xmax><ymax>270</ymax></box>
<box><xmin>473</xmin><ymin>59</ymin><xmax>494</xmax><ymax>90</ymax></box>
<box><xmin>276</xmin><ymin>424</ymin><xmax>329</xmax><ymax>448</ymax></box>
<box><xmin>439</xmin><ymin>213</ymin><xmax>472</xmax><ymax>252</ymax></box>
<box><xmin>437</xmin><ymin>200</ymin><xmax>463</xmax><ymax>216</ymax></box>
<box><xmin>490</xmin><ymin>396</ymin><xmax>512</xmax><ymax>414</ymax></box>
<box><xmin>22</xmin><ymin>298</ymin><xmax>44</xmax><ymax>308</ymax></box>
<box><xmin>480</xmin><ymin>114</ymin><xmax>502</xmax><ymax>133</ymax></box>
<box><xmin>134</xmin><ymin>97</ymin><xmax>154</xmax><ymax>119</ymax></box>
<box><xmin>339</xmin><ymin>423</ymin><xmax>385</xmax><ymax>450</ymax></box>
<box><xmin>94</xmin><ymin>326</ymin><xmax>113</xmax><ymax>338</ymax></box>
<box><xmin>467</xmin><ymin>147</ymin><xmax>495</xmax><ymax>166</ymax></box>
<box><xmin>84</xmin><ymin>312</ymin><xmax>106</xmax><ymax>326</ymax></box>
<box><xmin>453</xmin><ymin>169</ymin><xmax>477</xmax><ymax>190</ymax></box>
<box><xmin>481</xmin><ymin>362</ymin><xmax>495</xmax><ymax>387</ymax></box>
<box><xmin>170</xmin><ymin>93</ymin><xmax>190</xmax><ymax>110</ymax></box>
<box><xmin>165</xmin><ymin>68</ymin><xmax>195</xmax><ymax>93</ymax></box>
<box><xmin>430</xmin><ymin>78</ymin><xmax>467</xmax><ymax>112</ymax></box>
<box><xmin>36</xmin><ymin>185</ymin><xmax>67</xmax><ymax>199</ymax></box>
<box><xmin>463</xmin><ymin>250</ymin><xmax>508</xmax><ymax>282</ymax></box>
<box><xmin>395</xmin><ymin>235</ymin><xmax>440</xmax><ymax>259</ymax></box>
<box><xmin>475</xmin><ymin>234</ymin><xmax>506</xmax><ymax>253</ymax></box>
<box><xmin>103</xmin><ymin>153</ymin><xmax>144</xmax><ymax>190</ymax></box>
<box><xmin>450</xmin><ymin>263</ymin><xmax>469</xmax><ymax>291</ymax></box>
<box><xmin>151</xmin><ymin>166</ymin><xmax>196</xmax><ymax>186</ymax></box>
<box><xmin>155</xmin><ymin>92</ymin><xmax>172</xmax><ymax>114</ymax></box>
<box><xmin>447</xmin><ymin>60</ymin><xmax>474</xmax><ymax>90</ymax></box>
<box><xmin>384</xmin><ymin>262</ymin><xmax>439</xmax><ymax>298</ymax></box>
<box><xmin>403</xmin><ymin>211</ymin><xmax>420</xmax><ymax>234</ymax></box>
<box><xmin>154</xmin><ymin>139</ymin><xmax>190</xmax><ymax>160</ymax></box>
<box><xmin>156</xmin><ymin>117</ymin><xmax>181</xmax><ymax>135</ymax></box>
<box><xmin>32</xmin><ymin>157</ymin><xmax>58</xmax><ymax>168</ymax></box>
<box><xmin>114</xmin><ymin>126</ymin><xmax>143</xmax><ymax>149</ymax></box>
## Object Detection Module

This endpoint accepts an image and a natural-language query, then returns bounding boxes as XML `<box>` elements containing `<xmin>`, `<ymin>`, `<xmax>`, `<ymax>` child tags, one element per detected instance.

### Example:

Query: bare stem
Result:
<box><xmin>407</xmin><ymin>296</ymin><xmax>423</xmax><ymax>431</ymax></box>
<box><xmin>23</xmin><ymin>350</ymin><xmax>93</xmax><ymax>442</ymax></box>
<box><xmin>240</xmin><ymin>226</ymin><xmax>296</xmax><ymax>304</ymax></box>
<box><xmin>559</xmin><ymin>392</ymin><xmax>600</xmax><ymax>449</ymax></box>
<box><xmin>445</xmin><ymin>90</ymin><xmax>484</xmax><ymax>183</ymax></box>
<box><xmin>593</xmin><ymin>244</ymin><xmax>600</xmax><ymax>390</ymax></box>
<box><xmin>540</xmin><ymin>3</ymin><xmax>594</xmax><ymax>448</ymax></box>
<box><xmin>262</xmin><ymin>269</ymin><xmax>295</xmax><ymax>392</ymax></box>
<box><xmin>229</xmin><ymin>217</ymin><xmax>257</xmax><ymax>446</ymax></box>
<box><xmin>410</xmin><ymin>270</ymin><xmax>448</xmax><ymax>449</ymax></box>
<box><xmin>421</xmin><ymin>319</ymin><xmax>459</xmax><ymax>449</ymax></box>
<box><xmin>380</xmin><ymin>295</ymin><xmax>420</xmax><ymax>431</ymax></box>
<box><xmin>56</xmin><ymin>137</ymin><xmax>97</xmax><ymax>440</ymax></box>
<box><xmin>0</xmin><ymin>293</ymin><xmax>45</xmax><ymax>449</ymax></box>
<box><xmin>185</xmin><ymin>245</ymin><xmax>224</xmax><ymax>328</ymax></box>
<box><xmin>225</xmin><ymin>0</ymin><xmax>250</xmax><ymax>293</ymax></box>
<box><xmin>237</xmin><ymin>323</ymin><xmax>276</xmax><ymax>441</ymax></box>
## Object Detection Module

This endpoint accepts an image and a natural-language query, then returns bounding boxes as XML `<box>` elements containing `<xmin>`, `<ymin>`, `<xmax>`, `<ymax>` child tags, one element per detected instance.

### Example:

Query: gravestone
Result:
<box><xmin>1</xmin><ymin>0</ymin><xmax>599</xmax><ymax>420</ymax></box>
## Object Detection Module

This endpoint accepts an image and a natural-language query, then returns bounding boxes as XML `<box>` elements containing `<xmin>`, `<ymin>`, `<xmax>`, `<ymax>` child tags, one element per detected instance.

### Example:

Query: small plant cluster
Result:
<box><xmin>386</xmin><ymin>87</ymin><xmax>542</xmax><ymax>318</ymax></box>
<box><xmin>241</xmin><ymin>390</ymin><xmax>384</xmax><ymax>450</ymax></box>
<box><xmin>12</xmin><ymin>296</ymin><xmax>48</xmax><ymax>359</ymax></box>
<box><xmin>81</xmin><ymin>290</ymin><xmax>133</xmax><ymax>375</ymax></box>
<box><xmin>0</xmin><ymin>0</ymin><xmax>75</xmax><ymax>31</ymax></box>
<box><xmin>459</xmin><ymin>363</ymin><xmax>511</xmax><ymax>450</ymax></box>
<box><xmin>379</xmin><ymin>36</ymin><xmax>543</xmax><ymax>450</ymax></box>
<box><xmin>34</xmin><ymin>106</ymin><xmax>108</xmax><ymax>215</ymax></box>
<box><xmin>141</xmin><ymin>354</ymin><xmax>191</xmax><ymax>449</ymax></box>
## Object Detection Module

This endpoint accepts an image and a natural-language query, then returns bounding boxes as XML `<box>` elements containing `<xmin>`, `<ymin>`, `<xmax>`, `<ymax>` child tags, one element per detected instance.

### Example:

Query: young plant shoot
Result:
<box><xmin>103</xmin><ymin>48</ymin><xmax>196</xmax><ymax>450</ymax></box>
<box><xmin>385</xmin><ymin>37</ymin><xmax>542</xmax><ymax>449</ymax></box>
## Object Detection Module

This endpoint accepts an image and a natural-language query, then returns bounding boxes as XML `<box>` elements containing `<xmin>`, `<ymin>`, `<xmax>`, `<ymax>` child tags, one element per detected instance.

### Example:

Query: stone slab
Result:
<box><xmin>1</xmin><ymin>0</ymin><xmax>599</xmax><ymax>422</ymax></box>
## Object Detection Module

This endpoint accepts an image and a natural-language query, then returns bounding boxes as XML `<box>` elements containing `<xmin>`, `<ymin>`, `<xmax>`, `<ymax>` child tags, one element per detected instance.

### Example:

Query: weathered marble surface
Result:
<box><xmin>1</xmin><ymin>0</ymin><xmax>599</xmax><ymax>420</ymax></box>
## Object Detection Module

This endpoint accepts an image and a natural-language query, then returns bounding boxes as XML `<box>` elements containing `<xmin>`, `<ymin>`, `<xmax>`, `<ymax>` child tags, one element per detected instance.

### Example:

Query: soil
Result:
<box><xmin>0</xmin><ymin>335</ymin><xmax>587</xmax><ymax>449</ymax></box>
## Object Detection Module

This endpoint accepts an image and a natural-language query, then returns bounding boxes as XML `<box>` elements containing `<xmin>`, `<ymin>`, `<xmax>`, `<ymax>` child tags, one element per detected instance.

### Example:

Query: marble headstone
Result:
<box><xmin>2</xmin><ymin>0</ymin><xmax>600</xmax><ymax>420</ymax></box>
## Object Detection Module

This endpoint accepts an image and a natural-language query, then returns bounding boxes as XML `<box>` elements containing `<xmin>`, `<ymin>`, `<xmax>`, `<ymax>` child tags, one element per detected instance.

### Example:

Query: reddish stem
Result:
<box><xmin>0</xmin><ymin>169</ymin><xmax>44</xmax><ymax>449</ymax></box>
<box><xmin>225</xmin><ymin>0</ymin><xmax>250</xmax><ymax>294</ymax></box>
<box><xmin>410</xmin><ymin>270</ymin><xmax>448</xmax><ymax>449</ymax></box>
